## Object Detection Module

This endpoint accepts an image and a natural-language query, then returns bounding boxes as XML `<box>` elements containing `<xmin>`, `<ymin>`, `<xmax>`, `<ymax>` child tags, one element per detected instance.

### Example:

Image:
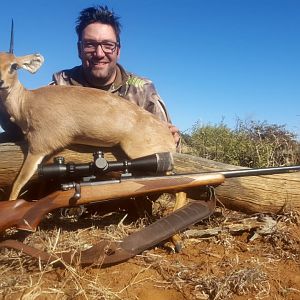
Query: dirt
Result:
<box><xmin>0</xmin><ymin>201</ymin><xmax>299</xmax><ymax>300</ymax></box>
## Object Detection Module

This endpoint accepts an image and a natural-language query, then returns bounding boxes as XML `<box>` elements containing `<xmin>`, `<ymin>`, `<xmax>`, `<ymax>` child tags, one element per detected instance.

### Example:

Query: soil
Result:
<box><xmin>0</xmin><ymin>198</ymin><xmax>299</xmax><ymax>300</ymax></box>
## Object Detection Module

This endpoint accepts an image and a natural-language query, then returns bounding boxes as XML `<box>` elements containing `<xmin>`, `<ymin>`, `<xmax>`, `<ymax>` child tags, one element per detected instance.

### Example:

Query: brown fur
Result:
<box><xmin>0</xmin><ymin>53</ymin><xmax>175</xmax><ymax>199</ymax></box>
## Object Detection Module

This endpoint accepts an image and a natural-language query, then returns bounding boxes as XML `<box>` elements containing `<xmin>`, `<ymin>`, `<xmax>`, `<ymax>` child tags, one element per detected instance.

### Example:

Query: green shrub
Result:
<box><xmin>182</xmin><ymin>119</ymin><xmax>300</xmax><ymax>168</ymax></box>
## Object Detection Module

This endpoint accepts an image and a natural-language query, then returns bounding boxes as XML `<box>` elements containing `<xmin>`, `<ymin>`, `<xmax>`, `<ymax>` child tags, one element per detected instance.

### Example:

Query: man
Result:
<box><xmin>52</xmin><ymin>5</ymin><xmax>180</xmax><ymax>145</ymax></box>
<box><xmin>52</xmin><ymin>5</ymin><xmax>180</xmax><ymax>218</ymax></box>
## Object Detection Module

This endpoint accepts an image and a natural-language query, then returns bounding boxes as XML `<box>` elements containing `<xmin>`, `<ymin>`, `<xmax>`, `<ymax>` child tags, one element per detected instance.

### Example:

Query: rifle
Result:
<box><xmin>0</xmin><ymin>152</ymin><xmax>299</xmax><ymax>267</ymax></box>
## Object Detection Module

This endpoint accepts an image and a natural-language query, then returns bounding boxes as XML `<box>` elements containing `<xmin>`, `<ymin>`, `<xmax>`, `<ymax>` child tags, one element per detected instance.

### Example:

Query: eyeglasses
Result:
<box><xmin>80</xmin><ymin>40</ymin><xmax>119</xmax><ymax>54</ymax></box>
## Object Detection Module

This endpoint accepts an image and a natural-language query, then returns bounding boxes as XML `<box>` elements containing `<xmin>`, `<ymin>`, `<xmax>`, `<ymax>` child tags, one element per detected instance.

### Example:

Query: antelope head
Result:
<box><xmin>0</xmin><ymin>20</ymin><xmax>44</xmax><ymax>94</ymax></box>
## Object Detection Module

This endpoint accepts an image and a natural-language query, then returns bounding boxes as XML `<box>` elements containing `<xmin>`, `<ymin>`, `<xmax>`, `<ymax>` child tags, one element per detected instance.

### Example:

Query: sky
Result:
<box><xmin>0</xmin><ymin>0</ymin><xmax>299</xmax><ymax>137</ymax></box>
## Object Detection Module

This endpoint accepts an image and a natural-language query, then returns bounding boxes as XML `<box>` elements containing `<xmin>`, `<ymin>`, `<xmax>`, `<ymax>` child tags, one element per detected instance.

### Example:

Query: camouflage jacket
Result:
<box><xmin>51</xmin><ymin>64</ymin><xmax>171</xmax><ymax>123</ymax></box>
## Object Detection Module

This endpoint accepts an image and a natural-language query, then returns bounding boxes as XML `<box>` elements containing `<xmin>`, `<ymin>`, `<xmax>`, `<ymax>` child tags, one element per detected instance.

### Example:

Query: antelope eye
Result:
<box><xmin>10</xmin><ymin>63</ymin><xmax>19</xmax><ymax>73</ymax></box>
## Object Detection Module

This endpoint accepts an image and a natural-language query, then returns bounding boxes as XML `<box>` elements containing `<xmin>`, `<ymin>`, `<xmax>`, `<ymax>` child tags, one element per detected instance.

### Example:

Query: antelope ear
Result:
<box><xmin>16</xmin><ymin>54</ymin><xmax>44</xmax><ymax>73</ymax></box>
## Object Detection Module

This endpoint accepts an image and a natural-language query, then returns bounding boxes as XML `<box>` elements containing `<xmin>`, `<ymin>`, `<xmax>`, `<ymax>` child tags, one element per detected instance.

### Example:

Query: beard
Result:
<box><xmin>83</xmin><ymin>60</ymin><xmax>117</xmax><ymax>87</ymax></box>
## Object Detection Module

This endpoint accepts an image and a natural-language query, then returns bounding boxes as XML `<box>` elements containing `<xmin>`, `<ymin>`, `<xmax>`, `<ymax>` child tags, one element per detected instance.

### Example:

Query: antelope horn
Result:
<box><xmin>9</xmin><ymin>19</ymin><xmax>14</xmax><ymax>54</ymax></box>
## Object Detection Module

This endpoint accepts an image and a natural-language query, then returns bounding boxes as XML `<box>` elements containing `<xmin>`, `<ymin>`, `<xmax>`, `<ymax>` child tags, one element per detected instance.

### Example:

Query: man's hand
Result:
<box><xmin>168</xmin><ymin>123</ymin><xmax>181</xmax><ymax>146</ymax></box>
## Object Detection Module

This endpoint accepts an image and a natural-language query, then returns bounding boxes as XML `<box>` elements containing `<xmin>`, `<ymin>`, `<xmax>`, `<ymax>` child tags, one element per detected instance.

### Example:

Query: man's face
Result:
<box><xmin>78</xmin><ymin>22</ymin><xmax>120</xmax><ymax>87</ymax></box>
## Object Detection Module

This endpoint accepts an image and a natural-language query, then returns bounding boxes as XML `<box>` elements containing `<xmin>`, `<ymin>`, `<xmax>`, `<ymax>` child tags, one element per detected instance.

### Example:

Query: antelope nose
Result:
<box><xmin>0</xmin><ymin>80</ymin><xmax>4</xmax><ymax>86</ymax></box>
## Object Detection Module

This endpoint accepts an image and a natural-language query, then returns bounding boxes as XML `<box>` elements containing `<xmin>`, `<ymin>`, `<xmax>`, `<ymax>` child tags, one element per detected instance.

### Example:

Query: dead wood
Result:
<box><xmin>185</xmin><ymin>216</ymin><xmax>277</xmax><ymax>239</ymax></box>
<box><xmin>0</xmin><ymin>139</ymin><xmax>299</xmax><ymax>214</ymax></box>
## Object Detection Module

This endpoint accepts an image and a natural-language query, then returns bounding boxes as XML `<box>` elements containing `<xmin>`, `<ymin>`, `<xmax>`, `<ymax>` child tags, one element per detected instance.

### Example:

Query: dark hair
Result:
<box><xmin>75</xmin><ymin>5</ymin><xmax>121</xmax><ymax>46</ymax></box>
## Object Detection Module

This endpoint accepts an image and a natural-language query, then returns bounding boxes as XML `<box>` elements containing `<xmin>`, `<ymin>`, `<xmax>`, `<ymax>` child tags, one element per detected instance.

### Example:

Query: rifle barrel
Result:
<box><xmin>221</xmin><ymin>165</ymin><xmax>300</xmax><ymax>178</ymax></box>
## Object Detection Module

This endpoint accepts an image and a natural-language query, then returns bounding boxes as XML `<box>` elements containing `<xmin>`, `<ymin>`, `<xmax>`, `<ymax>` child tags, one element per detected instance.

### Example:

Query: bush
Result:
<box><xmin>182</xmin><ymin>119</ymin><xmax>300</xmax><ymax>168</ymax></box>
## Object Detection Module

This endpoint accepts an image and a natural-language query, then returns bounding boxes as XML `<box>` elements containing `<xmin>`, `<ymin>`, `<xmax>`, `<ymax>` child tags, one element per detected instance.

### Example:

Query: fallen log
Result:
<box><xmin>0</xmin><ymin>140</ymin><xmax>299</xmax><ymax>214</ymax></box>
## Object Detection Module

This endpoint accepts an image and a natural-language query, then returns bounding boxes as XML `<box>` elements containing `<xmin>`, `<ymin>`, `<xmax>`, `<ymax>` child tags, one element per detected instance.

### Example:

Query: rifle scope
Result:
<box><xmin>38</xmin><ymin>151</ymin><xmax>173</xmax><ymax>179</ymax></box>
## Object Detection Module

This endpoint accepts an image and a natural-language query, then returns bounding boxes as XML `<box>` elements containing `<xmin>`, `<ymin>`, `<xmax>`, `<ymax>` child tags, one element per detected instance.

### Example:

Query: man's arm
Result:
<box><xmin>139</xmin><ymin>81</ymin><xmax>181</xmax><ymax>148</ymax></box>
<box><xmin>137</xmin><ymin>81</ymin><xmax>170</xmax><ymax>122</ymax></box>
<box><xmin>168</xmin><ymin>123</ymin><xmax>181</xmax><ymax>147</ymax></box>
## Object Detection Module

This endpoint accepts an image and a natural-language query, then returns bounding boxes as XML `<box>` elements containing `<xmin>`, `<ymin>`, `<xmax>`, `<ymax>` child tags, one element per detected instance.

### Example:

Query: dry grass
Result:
<box><xmin>0</xmin><ymin>205</ymin><xmax>299</xmax><ymax>300</ymax></box>
<box><xmin>0</xmin><ymin>210</ymin><xmax>144</xmax><ymax>299</ymax></box>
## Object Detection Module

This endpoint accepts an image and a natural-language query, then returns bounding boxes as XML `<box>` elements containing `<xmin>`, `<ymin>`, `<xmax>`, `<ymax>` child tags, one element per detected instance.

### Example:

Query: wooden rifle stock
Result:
<box><xmin>0</xmin><ymin>172</ymin><xmax>225</xmax><ymax>234</ymax></box>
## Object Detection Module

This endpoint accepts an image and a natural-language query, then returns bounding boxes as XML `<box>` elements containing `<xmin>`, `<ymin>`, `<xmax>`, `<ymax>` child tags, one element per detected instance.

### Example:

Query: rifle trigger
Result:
<box><xmin>70</xmin><ymin>183</ymin><xmax>81</xmax><ymax>205</ymax></box>
<box><xmin>207</xmin><ymin>185</ymin><xmax>216</xmax><ymax>201</ymax></box>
